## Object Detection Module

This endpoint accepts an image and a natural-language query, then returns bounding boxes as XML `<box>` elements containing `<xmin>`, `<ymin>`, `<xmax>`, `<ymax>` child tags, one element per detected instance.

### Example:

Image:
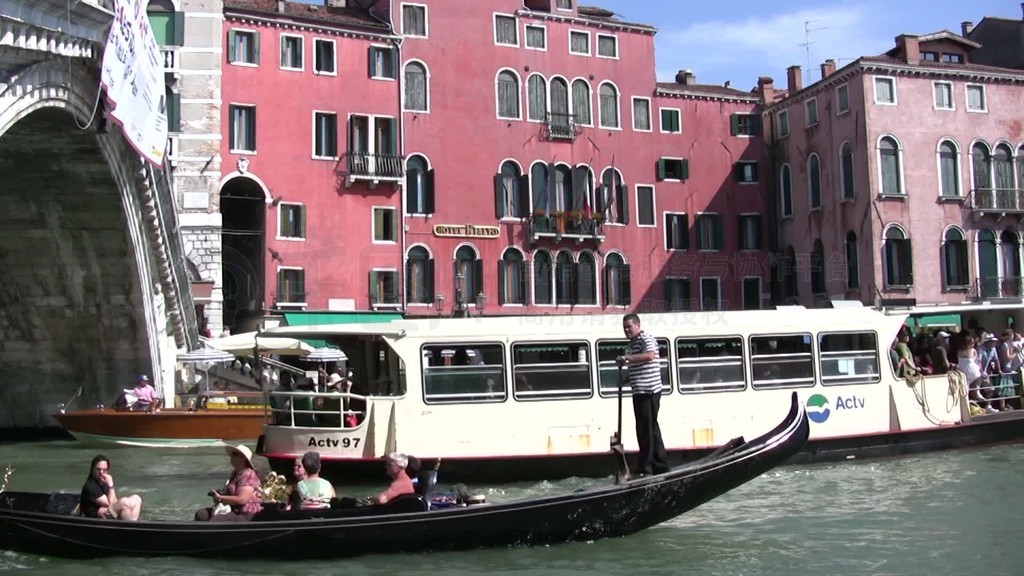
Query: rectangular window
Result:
<box><xmin>921</xmin><ymin>51</ymin><xmax>938</xmax><ymax>62</ymax></box>
<box><xmin>818</xmin><ymin>332</ymin><xmax>880</xmax><ymax>386</ymax></box>
<box><xmin>278</xmin><ymin>203</ymin><xmax>306</xmax><ymax>240</ymax></box>
<box><xmin>933</xmin><ymin>81</ymin><xmax>953</xmax><ymax>110</ymax></box>
<box><xmin>373</xmin><ymin>207</ymin><xmax>397</xmax><ymax>242</ymax></box>
<box><xmin>556</xmin><ymin>0</ymin><xmax>572</xmax><ymax>8</ymax></box>
<box><xmin>874</xmin><ymin>76</ymin><xmax>896</xmax><ymax>104</ymax></box>
<box><xmin>941</xmin><ymin>53</ymin><xmax>964</xmax><ymax>64</ymax></box>
<box><xmin>494</xmin><ymin>15</ymin><xmax>518</xmax><ymax>46</ymax></box>
<box><xmin>597</xmin><ymin>339</ymin><xmax>669</xmax><ymax>397</ymax></box>
<box><xmin>659</xmin><ymin>108</ymin><xmax>681</xmax><ymax>133</ymax></box>
<box><xmin>676</xmin><ymin>336</ymin><xmax>745</xmax><ymax>394</ymax></box>
<box><xmin>401</xmin><ymin>4</ymin><xmax>427</xmax><ymax>37</ymax></box>
<box><xmin>966</xmin><ymin>84</ymin><xmax>986</xmax><ymax>112</ymax></box>
<box><xmin>665</xmin><ymin>278</ymin><xmax>691</xmax><ymax>311</ymax></box>
<box><xmin>280</xmin><ymin>34</ymin><xmax>303</xmax><ymax>70</ymax></box>
<box><xmin>229</xmin><ymin>104</ymin><xmax>256</xmax><ymax>152</ymax></box>
<box><xmin>525</xmin><ymin>25</ymin><xmax>546</xmax><ymax>50</ymax></box>
<box><xmin>657</xmin><ymin>158</ymin><xmax>689</xmax><ymax>181</ymax></box>
<box><xmin>277</xmin><ymin>268</ymin><xmax>305</xmax><ymax>305</ymax></box>
<box><xmin>636</xmin><ymin>185</ymin><xmax>655</xmax><ymax>226</ymax></box>
<box><xmin>776</xmin><ymin>110</ymin><xmax>789</xmax><ymax>138</ymax></box>
<box><xmin>569</xmin><ymin>30</ymin><xmax>590</xmax><ymax>55</ymax></box>
<box><xmin>512</xmin><ymin>342</ymin><xmax>592</xmax><ymax>400</ymax></box>
<box><xmin>742</xmin><ymin>277</ymin><xmax>762</xmax><ymax>310</ymax></box>
<box><xmin>738</xmin><ymin>214</ymin><xmax>762</xmax><ymax>250</ymax></box>
<box><xmin>734</xmin><ymin>161</ymin><xmax>758</xmax><ymax>183</ymax></box>
<box><xmin>369</xmin><ymin>270</ymin><xmax>399</xmax><ymax>305</ymax></box>
<box><xmin>695</xmin><ymin>213</ymin><xmax>723</xmax><ymax>251</ymax></box>
<box><xmin>665</xmin><ymin>213</ymin><xmax>688</xmax><ymax>250</ymax></box>
<box><xmin>836</xmin><ymin>84</ymin><xmax>850</xmax><ymax>114</ymax></box>
<box><xmin>313</xmin><ymin>112</ymin><xmax>337</xmax><ymax>158</ymax></box>
<box><xmin>730</xmin><ymin>113</ymin><xmax>760</xmax><ymax>136</ymax></box>
<box><xmin>699</xmin><ymin>277</ymin><xmax>720</xmax><ymax>311</ymax></box>
<box><xmin>750</xmin><ymin>334</ymin><xmax>815</xmax><ymax>389</ymax></box>
<box><xmin>805</xmin><ymin>98</ymin><xmax>818</xmax><ymax>126</ymax></box>
<box><xmin>313</xmin><ymin>39</ymin><xmax>336</xmax><ymax>75</ymax></box>
<box><xmin>228</xmin><ymin>29</ymin><xmax>258</xmax><ymax>65</ymax></box>
<box><xmin>369</xmin><ymin>46</ymin><xmax>396</xmax><ymax>79</ymax></box>
<box><xmin>421</xmin><ymin>343</ymin><xmax>506</xmax><ymax>404</ymax></box>
<box><xmin>596</xmin><ymin>34</ymin><xmax>618</xmax><ymax>58</ymax></box>
<box><xmin>632</xmin><ymin>98</ymin><xmax>651</xmax><ymax>131</ymax></box>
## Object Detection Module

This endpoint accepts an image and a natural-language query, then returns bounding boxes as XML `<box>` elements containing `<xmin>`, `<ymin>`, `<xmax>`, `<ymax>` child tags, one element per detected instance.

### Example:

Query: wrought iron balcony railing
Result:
<box><xmin>971</xmin><ymin>188</ymin><xmax>1024</xmax><ymax>214</ymax></box>
<box><xmin>544</xmin><ymin>112</ymin><xmax>581</xmax><ymax>142</ymax></box>
<box><xmin>529</xmin><ymin>214</ymin><xmax>605</xmax><ymax>243</ymax></box>
<box><xmin>345</xmin><ymin>152</ymin><xmax>405</xmax><ymax>187</ymax></box>
<box><xmin>972</xmin><ymin>276</ymin><xmax>1024</xmax><ymax>300</ymax></box>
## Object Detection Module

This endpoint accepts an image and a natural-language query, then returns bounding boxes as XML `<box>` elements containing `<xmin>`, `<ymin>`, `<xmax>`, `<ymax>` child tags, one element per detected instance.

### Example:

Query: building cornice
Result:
<box><xmin>517</xmin><ymin>9</ymin><xmax>657</xmax><ymax>36</ymax></box>
<box><xmin>655</xmin><ymin>87</ymin><xmax>759</xmax><ymax>104</ymax></box>
<box><xmin>223</xmin><ymin>10</ymin><xmax>398</xmax><ymax>42</ymax></box>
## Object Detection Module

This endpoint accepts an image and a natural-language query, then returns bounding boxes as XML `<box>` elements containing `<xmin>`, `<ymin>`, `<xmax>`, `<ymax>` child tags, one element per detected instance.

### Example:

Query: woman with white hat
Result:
<box><xmin>194</xmin><ymin>444</ymin><xmax>263</xmax><ymax>521</ymax></box>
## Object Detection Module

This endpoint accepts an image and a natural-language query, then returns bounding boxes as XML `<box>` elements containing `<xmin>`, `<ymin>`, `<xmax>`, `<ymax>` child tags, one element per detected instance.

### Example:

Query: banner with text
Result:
<box><xmin>100</xmin><ymin>0</ymin><xmax>168</xmax><ymax>167</ymax></box>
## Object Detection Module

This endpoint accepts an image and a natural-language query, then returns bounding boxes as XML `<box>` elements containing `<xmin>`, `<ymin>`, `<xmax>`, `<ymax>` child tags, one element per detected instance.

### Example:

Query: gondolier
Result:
<box><xmin>617</xmin><ymin>314</ymin><xmax>669</xmax><ymax>476</ymax></box>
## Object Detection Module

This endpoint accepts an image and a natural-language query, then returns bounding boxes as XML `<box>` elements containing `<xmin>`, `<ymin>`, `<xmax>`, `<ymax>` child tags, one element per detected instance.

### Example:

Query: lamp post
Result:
<box><xmin>475</xmin><ymin>292</ymin><xmax>487</xmax><ymax>316</ymax></box>
<box><xmin>434</xmin><ymin>294</ymin><xmax>446</xmax><ymax>316</ymax></box>
<box><xmin>454</xmin><ymin>272</ymin><xmax>468</xmax><ymax>318</ymax></box>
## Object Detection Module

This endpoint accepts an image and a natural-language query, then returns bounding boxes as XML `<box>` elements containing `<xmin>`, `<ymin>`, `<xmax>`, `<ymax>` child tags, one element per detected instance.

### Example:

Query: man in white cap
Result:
<box><xmin>130</xmin><ymin>375</ymin><xmax>158</xmax><ymax>412</ymax></box>
<box><xmin>930</xmin><ymin>332</ymin><xmax>951</xmax><ymax>375</ymax></box>
<box><xmin>372</xmin><ymin>452</ymin><xmax>414</xmax><ymax>504</ymax></box>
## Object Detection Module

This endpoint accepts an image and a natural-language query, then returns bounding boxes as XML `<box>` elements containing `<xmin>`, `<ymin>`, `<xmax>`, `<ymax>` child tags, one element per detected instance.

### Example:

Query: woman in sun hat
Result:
<box><xmin>194</xmin><ymin>444</ymin><xmax>263</xmax><ymax>521</ymax></box>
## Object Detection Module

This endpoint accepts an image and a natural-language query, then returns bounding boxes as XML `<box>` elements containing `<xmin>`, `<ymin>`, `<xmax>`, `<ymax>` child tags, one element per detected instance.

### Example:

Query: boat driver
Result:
<box><xmin>129</xmin><ymin>375</ymin><xmax>158</xmax><ymax>412</ymax></box>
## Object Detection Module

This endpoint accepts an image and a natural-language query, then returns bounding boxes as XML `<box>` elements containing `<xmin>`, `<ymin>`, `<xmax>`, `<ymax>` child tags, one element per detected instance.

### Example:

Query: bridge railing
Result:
<box><xmin>150</xmin><ymin>158</ymin><xmax>199</xmax><ymax>350</ymax></box>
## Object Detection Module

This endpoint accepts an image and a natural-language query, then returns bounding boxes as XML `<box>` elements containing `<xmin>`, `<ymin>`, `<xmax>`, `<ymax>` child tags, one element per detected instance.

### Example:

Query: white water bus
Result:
<box><xmin>254</xmin><ymin>303</ymin><xmax>1024</xmax><ymax>481</ymax></box>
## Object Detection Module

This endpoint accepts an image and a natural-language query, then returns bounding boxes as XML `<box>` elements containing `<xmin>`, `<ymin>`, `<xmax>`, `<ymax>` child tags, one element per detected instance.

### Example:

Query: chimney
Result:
<box><xmin>757</xmin><ymin>76</ymin><xmax>775</xmax><ymax>104</ymax></box>
<box><xmin>325</xmin><ymin>0</ymin><xmax>348</xmax><ymax>7</ymax></box>
<box><xmin>820</xmin><ymin>59</ymin><xmax>837</xmax><ymax>79</ymax></box>
<box><xmin>277</xmin><ymin>0</ymin><xmax>286</xmax><ymax>13</ymax></box>
<box><xmin>675</xmin><ymin>69</ymin><xmax>696</xmax><ymax>85</ymax></box>
<box><xmin>724</xmin><ymin>80</ymin><xmax>731</xmax><ymax>88</ymax></box>
<box><xmin>896</xmin><ymin>34</ymin><xmax>920</xmax><ymax>63</ymax></box>
<box><xmin>961</xmin><ymin>21</ymin><xmax>974</xmax><ymax>36</ymax></box>
<box><xmin>786</xmin><ymin>65</ymin><xmax>802</xmax><ymax>93</ymax></box>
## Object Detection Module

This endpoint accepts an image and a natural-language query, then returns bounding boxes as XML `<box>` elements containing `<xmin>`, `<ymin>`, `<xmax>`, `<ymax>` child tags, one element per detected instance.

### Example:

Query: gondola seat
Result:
<box><xmin>0</xmin><ymin>491</ymin><xmax>80</xmax><ymax>515</ymax></box>
<box><xmin>252</xmin><ymin>493</ymin><xmax>428</xmax><ymax>522</ymax></box>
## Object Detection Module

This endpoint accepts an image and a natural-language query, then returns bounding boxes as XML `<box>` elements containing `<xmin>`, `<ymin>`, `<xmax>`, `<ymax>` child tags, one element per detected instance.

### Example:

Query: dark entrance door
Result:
<box><xmin>220</xmin><ymin>177</ymin><xmax>266</xmax><ymax>332</ymax></box>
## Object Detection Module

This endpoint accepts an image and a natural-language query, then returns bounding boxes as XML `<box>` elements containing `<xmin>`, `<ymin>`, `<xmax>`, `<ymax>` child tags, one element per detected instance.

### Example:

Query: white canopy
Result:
<box><xmin>206</xmin><ymin>331</ymin><xmax>315</xmax><ymax>356</ymax></box>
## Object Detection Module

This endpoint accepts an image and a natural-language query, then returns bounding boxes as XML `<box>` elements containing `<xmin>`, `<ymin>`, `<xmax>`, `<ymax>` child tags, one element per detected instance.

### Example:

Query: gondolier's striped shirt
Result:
<box><xmin>628</xmin><ymin>331</ymin><xmax>662</xmax><ymax>395</ymax></box>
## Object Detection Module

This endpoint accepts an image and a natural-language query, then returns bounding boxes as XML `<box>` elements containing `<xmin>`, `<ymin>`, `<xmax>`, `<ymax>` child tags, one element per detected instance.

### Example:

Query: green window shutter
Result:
<box><xmin>736</xmin><ymin>215</ymin><xmax>745</xmax><ymax>250</ymax></box>
<box><xmin>227</xmin><ymin>30</ymin><xmax>237</xmax><ymax>62</ymax></box>
<box><xmin>602</xmin><ymin>265</ymin><xmax>611</xmax><ymax>305</ymax></box>
<box><xmin>252</xmin><ymin>31</ymin><xmax>261</xmax><ymax>65</ymax></box>
<box><xmin>390</xmin><ymin>47</ymin><xmax>399</xmax><ymax>79</ymax></box>
<box><xmin>902</xmin><ymin>239</ymin><xmax>914</xmax><ymax>285</ymax></box>
<box><xmin>424</xmin><ymin>169</ymin><xmax>436</xmax><ymax>214</ymax></box>
<box><xmin>754</xmin><ymin>215</ymin><xmax>762</xmax><ymax>249</ymax></box>
<box><xmin>369</xmin><ymin>271</ymin><xmax>380</xmax><ymax>303</ymax></box>
<box><xmin>656</xmin><ymin>158</ymin><xmax>667</xmax><ymax>181</ymax></box>
<box><xmin>619</xmin><ymin>184</ymin><xmax>629</xmax><ymax>225</ymax></box>
<box><xmin>571</xmin><ymin>262</ymin><xmax>580</xmax><ymax>304</ymax></box>
<box><xmin>367</xmin><ymin>47</ymin><xmax>375</xmax><ymax>77</ymax></box>
<box><xmin>682</xmin><ymin>214</ymin><xmax>690</xmax><ymax>249</ymax></box>
<box><xmin>494</xmin><ymin>173</ymin><xmax>506</xmax><ymax>219</ymax></box>
<box><xmin>298</xmin><ymin>206</ymin><xmax>306</xmax><ymax>238</ymax></box>
<box><xmin>404</xmin><ymin>259</ymin><xmax>413</xmax><ymax>302</ymax></box>
<box><xmin>518</xmin><ymin>260</ymin><xmax>528</xmax><ymax>304</ymax></box>
<box><xmin>621</xmin><ymin>264</ymin><xmax>632</xmax><ymax>305</ymax></box>
<box><xmin>172</xmin><ymin>12</ymin><xmax>185</xmax><ymax>46</ymax></box>
<box><xmin>517</xmin><ymin>174</ymin><xmax>530</xmax><ymax>218</ymax></box>
<box><xmin>473</xmin><ymin>259</ymin><xmax>485</xmax><ymax>300</ymax></box>
<box><xmin>715</xmin><ymin>215</ymin><xmax>724</xmax><ymax>250</ymax></box>
<box><xmin>663</xmin><ymin>278</ymin><xmax>673</xmax><ymax>310</ymax></box>
<box><xmin>166</xmin><ymin>90</ymin><xmax>180</xmax><ymax>132</ymax></box>
<box><xmin>425</xmin><ymin>258</ymin><xmax>435</xmax><ymax>300</ymax></box>
<box><xmin>751</xmin><ymin>114</ymin><xmax>763</xmax><ymax>135</ymax></box>
<box><xmin>280</xmin><ymin>36</ymin><xmax>287</xmax><ymax>67</ymax></box>
<box><xmin>733</xmin><ymin>162</ymin><xmax>743</xmax><ymax>182</ymax></box>
<box><xmin>388</xmin><ymin>121</ymin><xmax>398</xmax><ymax>155</ymax></box>
<box><xmin>730</xmin><ymin>113</ymin><xmax>740</xmax><ymax>136</ymax></box>
<box><xmin>498</xmin><ymin>260</ymin><xmax>507</xmax><ymax>305</ymax></box>
<box><xmin>680</xmin><ymin>159</ymin><xmax>690</xmax><ymax>181</ymax></box>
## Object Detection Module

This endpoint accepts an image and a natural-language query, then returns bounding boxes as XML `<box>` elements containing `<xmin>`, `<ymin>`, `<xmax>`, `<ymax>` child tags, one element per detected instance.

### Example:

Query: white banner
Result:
<box><xmin>100</xmin><ymin>0</ymin><xmax>168</xmax><ymax>167</ymax></box>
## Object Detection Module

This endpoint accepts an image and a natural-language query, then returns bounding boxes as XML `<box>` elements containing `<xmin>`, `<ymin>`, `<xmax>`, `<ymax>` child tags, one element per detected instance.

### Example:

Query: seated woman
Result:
<box><xmin>79</xmin><ymin>455</ymin><xmax>142</xmax><ymax>521</ymax></box>
<box><xmin>195</xmin><ymin>444</ymin><xmax>263</xmax><ymax>521</ymax></box>
<box><xmin>288</xmin><ymin>451</ymin><xmax>335</xmax><ymax>510</ymax></box>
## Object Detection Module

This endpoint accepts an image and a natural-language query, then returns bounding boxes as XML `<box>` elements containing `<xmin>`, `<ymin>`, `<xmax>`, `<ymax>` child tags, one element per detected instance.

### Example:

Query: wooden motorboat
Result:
<box><xmin>52</xmin><ymin>391</ymin><xmax>269</xmax><ymax>448</ymax></box>
<box><xmin>0</xmin><ymin>393</ymin><xmax>809</xmax><ymax>560</ymax></box>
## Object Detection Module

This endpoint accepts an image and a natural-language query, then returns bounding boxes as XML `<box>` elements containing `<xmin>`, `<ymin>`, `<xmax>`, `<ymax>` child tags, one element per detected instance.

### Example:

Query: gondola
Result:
<box><xmin>0</xmin><ymin>393</ymin><xmax>809</xmax><ymax>560</ymax></box>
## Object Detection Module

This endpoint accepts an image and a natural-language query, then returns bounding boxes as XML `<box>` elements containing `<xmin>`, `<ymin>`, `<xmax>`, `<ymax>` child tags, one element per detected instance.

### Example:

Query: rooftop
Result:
<box><xmin>223</xmin><ymin>0</ymin><xmax>389</xmax><ymax>31</ymax></box>
<box><xmin>656</xmin><ymin>82</ymin><xmax>759</xmax><ymax>102</ymax></box>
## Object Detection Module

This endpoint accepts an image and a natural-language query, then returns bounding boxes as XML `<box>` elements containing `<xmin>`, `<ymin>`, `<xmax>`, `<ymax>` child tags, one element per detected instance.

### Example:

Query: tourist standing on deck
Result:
<box><xmin>617</xmin><ymin>314</ymin><xmax>669</xmax><ymax>476</ymax></box>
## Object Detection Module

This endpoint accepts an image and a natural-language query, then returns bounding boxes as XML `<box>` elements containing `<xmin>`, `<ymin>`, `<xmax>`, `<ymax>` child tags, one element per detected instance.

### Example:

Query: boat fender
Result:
<box><xmin>466</xmin><ymin>495</ymin><xmax>487</xmax><ymax>505</ymax></box>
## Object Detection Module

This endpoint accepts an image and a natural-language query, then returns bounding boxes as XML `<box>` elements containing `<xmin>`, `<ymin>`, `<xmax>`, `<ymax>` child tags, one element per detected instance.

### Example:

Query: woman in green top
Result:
<box><xmin>289</xmin><ymin>451</ymin><xmax>336</xmax><ymax>510</ymax></box>
<box><xmin>894</xmin><ymin>330</ymin><xmax>918</xmax><ymax>377</ymax></box>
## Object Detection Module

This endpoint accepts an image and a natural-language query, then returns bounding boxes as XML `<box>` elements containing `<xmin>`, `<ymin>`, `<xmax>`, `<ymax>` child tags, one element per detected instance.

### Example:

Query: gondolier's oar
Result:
<box><xmin>611</xmin><ymin>364</ymin><xmax>630</xmax><ymax>484</ymax></box>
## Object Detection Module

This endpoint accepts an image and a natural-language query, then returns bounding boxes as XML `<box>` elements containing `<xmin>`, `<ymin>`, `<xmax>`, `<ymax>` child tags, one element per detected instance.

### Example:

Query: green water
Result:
<box><xmin>1</xmin><ymin>440</ymin><xmax>1022</xmax><ymax>575</ymax></box>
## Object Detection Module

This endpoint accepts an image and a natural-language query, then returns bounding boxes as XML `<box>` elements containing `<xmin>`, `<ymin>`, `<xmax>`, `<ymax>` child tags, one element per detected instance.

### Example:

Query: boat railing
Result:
<box><xmin>972</xmin><ymin>371</ymin><xmax>1023</xmax><ymax>409</ymax></box>
<box><xmin>265</xmin><ymin>390</ymin><xmax>368</xmax><ymax>428</ymax></box>
<box><xmin>181</xmin><ymin>390</ymin><xmax>267</xmax><ymax>411</ymax></box>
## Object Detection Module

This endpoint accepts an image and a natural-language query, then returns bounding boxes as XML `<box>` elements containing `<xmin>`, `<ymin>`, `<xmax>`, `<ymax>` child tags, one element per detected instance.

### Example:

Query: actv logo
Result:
<box><xmin>806</xmin><ymin>394</ymin><xmax>866</xmax><ymax>424</ymax></box>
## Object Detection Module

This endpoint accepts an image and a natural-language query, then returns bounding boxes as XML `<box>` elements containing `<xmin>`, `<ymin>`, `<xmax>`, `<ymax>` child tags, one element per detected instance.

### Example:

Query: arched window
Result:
<box><xmin>782</xmin><ymin>245</ymin><xmax>798</xmax><ymax>299</ymax></box>
<box><xmin>845</xmin><ymin>230</ymin><xmax>859</xmax><ymax>290</ymax></box>
<box><xmin>495</xmin><ymin>160</ymin><xmax>526</xmax><ymax>218</ymax></box>
<box><xmin>978</xmin><ymin>229</ymin><xmax>999</xmax><ymax>298</ymax></box>
<box><xmin>496</xmin><ymin>70</ymin><xmax>520</xmax><ymax>119</ymax></box>
<box><xmin>598</xmin><ymin>83</ymin><xmax>619</xmax><ymax>128</ymax></box>
<box><xmin>499</xmin><ymin>249</ymin><xmax>525</xmax><ymax>305</ymax></box>
<box><xmin>571</xmin><ymin>79</ymin><xmax>591</xmax><ymax>125</ymax></box>
<box><xmin>780</xmin><ymin>164</ymin><xmax>793</xmax><ymax>217</ymax></box>
<box><xmin>811</xmin><ymin>239</ymin><xmax>826</xmax><ymax>294</ymax></box>
<box><xmin>942</xmin><ymin>227</ymin><xmax>969</xmax><ymax>289</ymax></box>
<box><xmin>603</xmin><ymin>253</ymin><xmax>630</xmax><ymax>306</ymax></box>
<box><xmin>577</xmin><ymin>251</ymin><xmax>596</xmax><ymax>305</ymax></box>
<box><xmin>995</xmin><ymin>144</ymin><xmax>1015</xmax><ymax>191</ymax></box>
<box><xmin>879</xmin><ymin>136</ymin><xmax>903</xmax><ymax>195</ymax></box>
<box><xmin>938</xmin><ymin>140</ymin><xmax>960</xmax><ymax>198</ymax></box>
<box><xmin>554</xmin><ymin>164</ymin><xmax>573</xmax><ymax>212</ymax></box>
<box><xmin>549</xmin><ymin>77</ymin><xmax>569</xmax><ymax>121</ymax></box>
<box><xmin>531</xmin><ymin>162</ymin><xmax>549</xmax><ymax>213</ymax></box>
<box><xmin>533</xmin><ymin>250</ymin><xmax>553</xmax><ymax>305</ymax></box>
<box><xmin>840</xmin><ymin>142</ymin><xmax>854</xmax><ymax>200</ymax></box>
<box><xmin>808</xmin><ymin>154</ymin><xmax>822</xmax><ymax>209</ymax></box>
<box><xmin>599</xmin><ymin>168</ymin><xmax>626</xmax><ymax>224</ymax></box>
<box><xmin>1001</xmin><ymin>228</ymin><xmax>1021</xmax><ymax>297</ymax></box>
<box><xmin>404</xmin><ymin>62</ymin><xmax>428</xmax><ymax>112</ymax></box>
<box><xmin>883</xmin><ymin>225</ymin><xmax>913</xmax><ymax>287</ymax></box>
<box><xmin>527</xmin><ymin>75</ymin><xmax>547</xmax><ymax>121</ymax></box>
<box><xmin>555</xmin><ymin>250</ymin><xmax>575</xmax><ymax>305</ymax></box>
<box><xmin>405</xmin><ymin>246</ymin><xmax>433</xmax><ymax>304</ymax></box>
<box><xmin>1018</xmin><ymin>144</ymin><xmax>1024</xmax><ymax>192</ymax></box>
<box><xmin>971</xmin><ymin>142</ymin><xmax>991</xmax><ymax>193</ymax></box>
<box><xmin>454</xmin><ymin>245</ymin><xmax>482</xmax><ymax>305</ymax></box>
<box><xmin>405</xmin><ymin>155</ymin><xmax>433</xmax><ymax>215</ymax></box>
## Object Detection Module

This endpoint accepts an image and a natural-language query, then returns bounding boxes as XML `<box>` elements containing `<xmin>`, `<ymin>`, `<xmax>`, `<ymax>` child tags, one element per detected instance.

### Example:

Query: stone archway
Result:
<box><xmin>220</xmin><ymin>175</ymin><xmax>268</xmax><ymax>333</ymax></box>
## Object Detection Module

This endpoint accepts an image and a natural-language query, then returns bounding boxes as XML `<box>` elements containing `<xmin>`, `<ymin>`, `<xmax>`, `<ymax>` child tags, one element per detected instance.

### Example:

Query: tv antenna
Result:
<box><xmin>799</xmin><ymin>19</ymin><xmax>828</xmax><ymax>79</ymax></box>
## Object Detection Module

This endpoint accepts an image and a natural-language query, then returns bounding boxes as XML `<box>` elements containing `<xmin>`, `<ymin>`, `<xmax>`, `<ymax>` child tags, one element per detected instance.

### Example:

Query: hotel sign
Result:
<box><xmin>432</xmin><ymin>224</ymin><xmax>500</xmax><ymax>239</ymax></box>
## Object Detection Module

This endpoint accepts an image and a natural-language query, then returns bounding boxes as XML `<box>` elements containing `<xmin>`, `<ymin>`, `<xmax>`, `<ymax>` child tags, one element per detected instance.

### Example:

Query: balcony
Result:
<box><xmin>344</xmin><ymin>152</ymin><xmax>405</xmax><ymax>188</ymax></box>
<box><xmin>529</xmin><ymin>213</ymin><xmax>605</xmax><ymax>244</ymax></box>
<box><xmin>972</xmin><ymin>276</ymin><xmax>1024</xmax><ymax>301</ymax></box>
<box><xmin>160</xmin><ymin>47</ymin><xmax>179</xmax><ymax>73</ymax></box>
<box><xmin>970</xmin><ymin>188</ymin><xmax>1024</xmax><ymax>219</ymax></box>
<box><xmin>544</xmin><ymin>112</ymin><xmax>581</xmax><ymax>142</ymax></box>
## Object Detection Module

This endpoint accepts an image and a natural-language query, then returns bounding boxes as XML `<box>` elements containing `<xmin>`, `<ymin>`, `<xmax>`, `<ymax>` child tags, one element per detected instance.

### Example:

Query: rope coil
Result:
<box><xmin>904</xmin><ymin>370</ymin><xmax>966</xmax><ymax>425</ymax></box>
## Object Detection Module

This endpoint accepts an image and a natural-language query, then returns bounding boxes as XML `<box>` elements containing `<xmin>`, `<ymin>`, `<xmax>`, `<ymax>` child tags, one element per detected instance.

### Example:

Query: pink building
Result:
<box><xmin>763</xmin><ymin>29</ymin><xmax>1024</xmax><ymax>308</ymax></box>
<box><xmin>216</xmin><ymin>0</ymin><xmax>770</xmax><ymax>327</ymax></box>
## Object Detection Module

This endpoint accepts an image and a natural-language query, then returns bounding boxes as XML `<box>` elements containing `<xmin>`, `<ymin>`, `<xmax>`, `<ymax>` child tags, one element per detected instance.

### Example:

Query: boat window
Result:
<box><xmin>512</xmin><ymin>342</ymin><xmax>592</xmax><ymax>401</ymax></box>
<box><xmin>818</xmin><ymin>332</ymin><xmax>880</xmax><ymax>386</ymax></box>
<box><xmin>675</xmin><ymin>336</ymin><xmax>746</xmax><ymax>394</ymax></box>
<box><xmin>750</xmin><ymin>334</ymin><xmax>815</xmax><ymax>389</ymax></box>
<box><xmin>596</xmin><ymin>339</ymin><xmax>671</xmax><ymax>397</ymax></box>
<box><xmin>421</xmin><ymin>343</ymin><xmax>506</xmax><ymax>404</ymax></box>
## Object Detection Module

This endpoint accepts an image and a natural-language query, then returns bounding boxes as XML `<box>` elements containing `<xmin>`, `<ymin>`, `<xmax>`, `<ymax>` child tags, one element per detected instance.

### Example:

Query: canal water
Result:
<box><xmin>0</xmin><ymin>440</ymin><xmax>1021</xmax><ymax>576</ymax></box>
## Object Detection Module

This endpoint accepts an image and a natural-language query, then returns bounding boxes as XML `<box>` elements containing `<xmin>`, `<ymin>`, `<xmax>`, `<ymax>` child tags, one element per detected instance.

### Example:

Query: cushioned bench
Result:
<box><xmin>252</xmin><ymin>493</ymin><xmax>429</xmax><ymax>521</ymax></box>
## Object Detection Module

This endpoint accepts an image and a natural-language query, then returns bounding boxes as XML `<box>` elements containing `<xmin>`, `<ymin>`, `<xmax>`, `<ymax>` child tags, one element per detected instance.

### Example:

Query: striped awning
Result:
<box><xmin>177</xmin><ymin>347</ymin><xmax>236</xmax><ymax>363</ymax></box>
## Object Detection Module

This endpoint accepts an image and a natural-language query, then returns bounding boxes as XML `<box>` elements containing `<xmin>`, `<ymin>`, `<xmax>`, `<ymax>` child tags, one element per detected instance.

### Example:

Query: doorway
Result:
<box><xmin>220</xmin><ymin>176</ymin><xmax>267</xmax><ymax>332</ymax></box>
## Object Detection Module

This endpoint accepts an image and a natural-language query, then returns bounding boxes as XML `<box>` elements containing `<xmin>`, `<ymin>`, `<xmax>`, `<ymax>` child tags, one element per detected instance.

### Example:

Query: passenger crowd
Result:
<box><xmin>890</xmin><ymin>326</ymin><xmax>1024</xmax><ymax>413</ymax></box>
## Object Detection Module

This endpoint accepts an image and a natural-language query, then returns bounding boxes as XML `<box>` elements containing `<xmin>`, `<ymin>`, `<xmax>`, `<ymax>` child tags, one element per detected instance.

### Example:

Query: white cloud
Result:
<box><xmin>656</xmin><ymin>3</ymin><xmax>892</xmax><ymax>87</ymax></box>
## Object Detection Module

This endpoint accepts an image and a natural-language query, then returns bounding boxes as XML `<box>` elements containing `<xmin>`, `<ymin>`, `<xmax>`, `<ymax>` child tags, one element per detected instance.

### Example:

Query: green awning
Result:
<box><xmin>905</xmin><ymin>314</ymin><xmax>961</xmax><ymax>330</ymax></box>
<box><xmin>282</xmin><ymin>311</ymin><xmax>403</xmax><ymax>347</ymax></box>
